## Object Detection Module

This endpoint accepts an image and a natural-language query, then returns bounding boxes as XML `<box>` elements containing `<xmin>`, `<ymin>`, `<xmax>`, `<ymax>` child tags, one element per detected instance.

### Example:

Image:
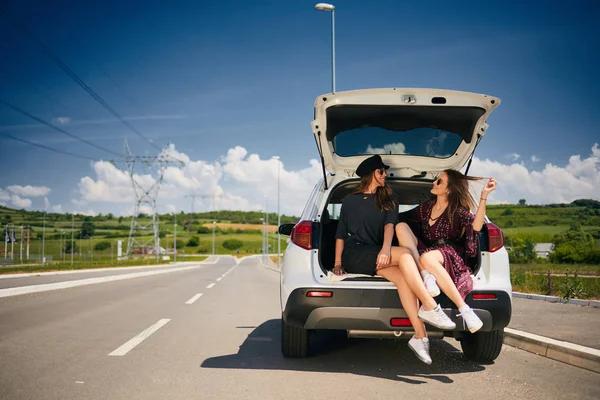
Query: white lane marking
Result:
<box><xmin>109</xmin><ymin>319</ymin><xmax>170</xmax><ymax>356</ymax></box>
<box><xmin>201</xmin><ymin>257</ymin><xmax>220</xmax><ymax>264</ymax></box>
<box><xmin>206</xmin><ymin>283</ymin><xmax>216</xmax><ymax>289</ymax></box>
<box><xmin>0</xmin><ymin>265</ymin><xmax>204</xmax><ymax>299</ymax></box>
<box><xmin>185</xmin><ymin>293</ymin><xmax>203</xmax><ymax>304</ymax></box>
<box><xmin>0</xmin><ymin>263</ymin><xmax>195</xmax><ymax>279</ymax></box>
<box><xmin>216</xmin><ymin>277</ymin><xmax>222</xmax><ymax>282</ymax></box>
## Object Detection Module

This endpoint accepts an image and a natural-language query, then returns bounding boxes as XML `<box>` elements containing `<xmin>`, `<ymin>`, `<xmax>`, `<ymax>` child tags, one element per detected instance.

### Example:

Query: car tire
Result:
<box><xmin>460</xmin><ymin>329</ymin><xmax>504</xmax><ymax>362</ymax></box>
<box><xmin>281</xmin><ymin>316</ymin><xmax>309</xmax><ymax>358</ymax></box>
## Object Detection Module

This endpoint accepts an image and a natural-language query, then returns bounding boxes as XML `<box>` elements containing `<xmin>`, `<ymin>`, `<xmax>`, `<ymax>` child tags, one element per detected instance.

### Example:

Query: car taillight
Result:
<box><xmin>291</xmin><ymin>220</ymin><xmax>312</xmax><ymax>250</ymax></box>
<box><xmin>472</xmin><ymin>293</ymin><xmax>497</xmax><ymax>300</ymax></box>
<box><xmin>306</xmin><ymin>291</ymin><xmax>333</xmax><ymax>298</ymax></box>
<box><xmin>486</xmin><ymin>223</ymin><xmax>504</xmax><ymax>252</ymax></box>
<box><xmin>390</xmin><ymin>318</ymin><xmax>412</xmax><ymax>327</ymax></box>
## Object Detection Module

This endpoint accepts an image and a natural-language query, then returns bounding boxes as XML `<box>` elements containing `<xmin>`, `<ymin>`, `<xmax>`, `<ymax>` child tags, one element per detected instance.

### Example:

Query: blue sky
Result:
<box><xmin>1</xmin><ymin>0</ymin><xmax>599</xmax><ymax>216</ymax></box>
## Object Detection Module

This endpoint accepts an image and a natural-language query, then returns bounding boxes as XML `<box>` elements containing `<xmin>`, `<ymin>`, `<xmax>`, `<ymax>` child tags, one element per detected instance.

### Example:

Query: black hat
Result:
<box><xmin>356</xmin><ymin>155</ymin><xmax>390</xmax><ymax>178</ymax></box>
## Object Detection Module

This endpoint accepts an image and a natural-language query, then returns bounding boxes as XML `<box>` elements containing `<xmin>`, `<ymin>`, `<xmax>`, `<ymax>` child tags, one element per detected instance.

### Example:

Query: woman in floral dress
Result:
<box><xmin>396</xmin><ymin>169</ymin><xmax>496</xmax><ymax>333</ymax></box>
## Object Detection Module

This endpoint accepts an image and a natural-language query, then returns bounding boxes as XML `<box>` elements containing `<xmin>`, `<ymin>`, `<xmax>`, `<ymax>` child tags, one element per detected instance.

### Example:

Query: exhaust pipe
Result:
<box><xmin>347</xmin><ymin>330</ymin><xmax>445</xmax><ymax>339</ymax></box>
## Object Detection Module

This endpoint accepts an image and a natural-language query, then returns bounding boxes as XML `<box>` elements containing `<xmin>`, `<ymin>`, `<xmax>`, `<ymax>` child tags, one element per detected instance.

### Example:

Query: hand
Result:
<box><xmin>376</xmin><ymin>248</ymin><xmax>391</xmax><ymax>269</ymax></box>
<box><xmin>482</xmin><ymin>178</ymin><xmax>496</xmax><ymax>198</ymax></box>
<box><xmin>333</xmin><ymin>264</ymin><xmax>345</xmax><ymax>276</ymax></box>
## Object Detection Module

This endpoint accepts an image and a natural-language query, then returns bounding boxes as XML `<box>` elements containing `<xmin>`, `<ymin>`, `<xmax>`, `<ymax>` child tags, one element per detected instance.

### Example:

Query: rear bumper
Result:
<box><xmin>283</xmin><ymin>288</ymin><xmax>512</xmax><ymax>332</ymax></box>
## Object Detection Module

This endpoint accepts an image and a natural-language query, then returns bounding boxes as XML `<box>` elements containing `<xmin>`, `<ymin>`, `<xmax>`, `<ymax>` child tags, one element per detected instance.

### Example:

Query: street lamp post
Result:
<box><xmin>212</xmin><ymin>221</ymin><xmax>216</xmax><ymax>255</ymax></box>
<box><xmin>264</xmin><ymin>195</ymin><xmax>269</xmax><ymax>264</ymax></box>
<box><xmin>259</xmin><ymin>217</ymin><xmax>264</xmax><ymax>260</ymax></box>
<box><xmin>174</xmin><ymin>212</ymin><xmax>177</xmax><ymax>263</ymax></box>
<box><xmin>315</xmin><ymin>3</ymin><xmax>336</xmax><ymax>93</ymax></box>
<box><xmin>42</xmin><ymin>211</ymin><xmax>46</xmax><ymax>266</ymax></box>
<box><xmin>273</xmin><ymin>156</ymin><xmax>281</xmax><ymax>270</ymax></box>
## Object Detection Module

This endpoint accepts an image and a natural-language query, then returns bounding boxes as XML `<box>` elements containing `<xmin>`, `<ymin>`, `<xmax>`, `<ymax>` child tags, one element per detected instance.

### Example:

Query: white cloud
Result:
<box><xmin>53</xmin><ymin>117</ymin><xmax>71</xmax><ymax>125</ymax></box>
<box><xmin>472</xmin><ymin>143</ymin><xmax>600</xmax><ymax>204</ymax></box>
<box><xmin>365</xmin><ymin>142</ymin><xmax>406</xmax><ymax>155</ymax></box>
<box><xmin>7</xmin><ymin>185</ymin><xmax>51</xmax><ymax>197</ymax></box>
<box><xmin>52</xmin><ymin>205</ymin><xmax>63</xmax><ymax>213</ymax></box>
<box><xmin>74</xmin><ymin>144</ymin><xmax>322</xmax><ymax>216</ymax></box>
<box><xmin>531</xmin><ymin>155</ymin><xmax>540</xmax><ymax>163</ymax></box>
<box><xmin>11</xmin><ymin>195</ymin><xmax>32</xmax><ymax>208</ymax></box>
<box><xmin>58</xmin><ymin>142</ymin><xmax>600</xmax><ymax>216</ymax></box>
<box><xmin>0</xmin><ymin>189</ymin><xmax>10</xmax><ymax>202</ymax></box>
<box><xmin>505</xmin><ymin>153</ymin><xmax>521</xmax><ymax>161</ymax></box>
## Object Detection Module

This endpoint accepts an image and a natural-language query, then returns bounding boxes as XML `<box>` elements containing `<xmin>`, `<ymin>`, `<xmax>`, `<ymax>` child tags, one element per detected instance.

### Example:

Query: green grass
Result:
<box><xmin>511</xmin><ymin>269</ymin><xmax>600</xmax><ymax>300</ymax></box>
<box><xmin>511</xmin><ymin>263</ymin><xmax>600</xmax><ymax>276</ymax></box>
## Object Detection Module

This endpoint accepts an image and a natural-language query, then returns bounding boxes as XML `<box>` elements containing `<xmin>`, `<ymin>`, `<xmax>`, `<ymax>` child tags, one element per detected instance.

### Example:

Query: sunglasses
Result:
<box><xmin>434</xmin><ymin>178</ymin><xmax>445</xmax><ymax>185</ymax></box>
<box><xmin>377</xmin><ymin>168</ymin><xmax>386</xmax><ymax>175</ymax></box>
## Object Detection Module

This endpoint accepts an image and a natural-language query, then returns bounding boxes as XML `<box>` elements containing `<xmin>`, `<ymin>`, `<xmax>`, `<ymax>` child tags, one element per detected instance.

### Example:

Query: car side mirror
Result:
<box><xmin>278</xmin><ymin>223</ymin><xmax>295</xmax><ymax>236</ymax></box>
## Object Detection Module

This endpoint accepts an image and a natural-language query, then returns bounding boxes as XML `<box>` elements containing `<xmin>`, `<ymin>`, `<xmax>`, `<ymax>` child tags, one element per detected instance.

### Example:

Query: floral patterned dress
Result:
<box><xmin>403</xmin><ymin>200</ymin><xmax>478</xmax><ymax>299</ymax></box>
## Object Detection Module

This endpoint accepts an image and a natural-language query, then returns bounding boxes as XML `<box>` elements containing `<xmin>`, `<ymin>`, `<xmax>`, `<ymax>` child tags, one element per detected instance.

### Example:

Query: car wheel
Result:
<box><xmin>281</xmin><ymin>315</ymin><xmax>309</xmax><ymax>358</ymax></box>
<box><xmin>460</xmin><ymin>329</ymin><xmax>504</xmax><ymax>362</ymax></box>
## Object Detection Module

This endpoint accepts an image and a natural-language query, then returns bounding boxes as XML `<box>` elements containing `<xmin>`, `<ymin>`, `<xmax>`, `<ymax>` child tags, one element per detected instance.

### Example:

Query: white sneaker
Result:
<box><xmin>424</xmin><ymin>274</ymin><xmax>440</xmax><ymax>297</ymax></box>
<box><xmin>457</xmin><ymin>307</ymin><xmax>483</xmax><ymax>333</ymax></box>
<box><xmin>418</xmin><ymin>304</ymin><xmax>456</xmax><ymax>330</ymax></box>
<box><xmin>408</xmin><ymin>336</ymin><xmax>432</xmax><ymax>365</ymax></box>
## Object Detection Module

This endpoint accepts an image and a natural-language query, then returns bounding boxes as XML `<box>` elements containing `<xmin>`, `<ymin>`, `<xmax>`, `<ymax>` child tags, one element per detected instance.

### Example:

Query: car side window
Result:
<box><xmin>326</xmin><ymin>203</ymin><xmax>342</xmax><ymax>220</ymax></box>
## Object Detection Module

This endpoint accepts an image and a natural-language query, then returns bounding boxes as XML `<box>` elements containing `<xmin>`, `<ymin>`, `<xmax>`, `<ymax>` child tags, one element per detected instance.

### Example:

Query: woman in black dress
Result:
<box><xmin>334</xmin><ymin>155</ymin><xmax>455</xmax><ymax>365</ymax></box>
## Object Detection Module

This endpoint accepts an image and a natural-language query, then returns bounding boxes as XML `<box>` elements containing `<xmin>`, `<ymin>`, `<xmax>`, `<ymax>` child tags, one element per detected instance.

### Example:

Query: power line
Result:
<box><xmin>1</xmin><ymin>9</ymin><xmax>162</xmax><ymax>151</ymax></box>
<box><xmin>0</xmin><ymin>99</ymin><xmax>121</xmax><ymax>157</ymax></box>
<box><xmin>1</xmin><ymin>132</ymin><xmax>96</xmax><ymax>161</ymax></box>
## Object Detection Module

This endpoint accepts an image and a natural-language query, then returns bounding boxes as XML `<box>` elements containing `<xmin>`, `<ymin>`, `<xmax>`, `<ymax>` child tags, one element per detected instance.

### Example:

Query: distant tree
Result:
<box><xmin>186</xmin><ymin>236</ymin><xmax>200</xmax><ymax>247</ymax></box>
<box><xmin>501</xmin><ymin>208</ymin><xmax>514</xmax><ymax>216</ymax></box>
<box><xmin>518</xmin><ymin>199</ymin><xmax>527</xmax><ymax>206</ymax></box>
<box><xmin>118</xmin><ymin>216</ymin><xmax>124</xmax><ymax>225</ymax></box>
<box><xmin>95</xmin><ymin>241</ymin><xmax>111</xmax><ymax>251</ymax></box>
<box><xmin>158</xmin><ymin>231</ymin><xmax>166</xmax><ymax>239</ymax></box>
<box><xmin>79</xmin><ymin>217</ymin><xmax>95</xmax><ymax>238</ymax></box>
<box><xmin>172</xmin><ymin>239</ymin><xmax>185</xmax><ymax>249</ymax></box>
<box><xmin>507</xmin><ymin>236</ymin><xmax>536</xmax><ymax>263</ymax></box>
<box><xmin>65</xmin><ymin>241</ymin><xmax>78</xmax><ymax>254</ymax></box>
<box><xmin>550</xmin><ymin>227</ymin><xmax>595</xmax><ymax>263</ymax></box>
<box><xmin>106</xmin><ymin>213</ymin><xmax>114</xmax><ymax>220</ymax></box>
<box><xmin>222</xmin><ymin>239</ymin><xmax>243</xmax><ymax>250</ymax></box>
<box><xmin>197</xmin><ymin>226</ymin><xmax>211</xmax><ymax>234</ymax></box>
<box><xmin>571</xmin><ymin>199</ymin><xmax>600</xmax><ymax>208</ymax></box>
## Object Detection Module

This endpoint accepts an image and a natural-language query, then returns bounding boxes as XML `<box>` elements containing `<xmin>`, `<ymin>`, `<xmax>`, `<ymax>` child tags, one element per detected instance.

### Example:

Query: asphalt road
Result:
<box><xmin>0</xmin><ymin>256</ymin><xmax>598</xmax><ymax>400</ymax></box>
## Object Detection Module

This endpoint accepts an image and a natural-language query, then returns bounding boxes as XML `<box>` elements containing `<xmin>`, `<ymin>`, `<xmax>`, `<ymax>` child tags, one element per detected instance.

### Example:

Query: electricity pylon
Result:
<box><xmin>112</xmin><ymin>140</ymin><xmax>184</xmax><ymax>262</ymax></box>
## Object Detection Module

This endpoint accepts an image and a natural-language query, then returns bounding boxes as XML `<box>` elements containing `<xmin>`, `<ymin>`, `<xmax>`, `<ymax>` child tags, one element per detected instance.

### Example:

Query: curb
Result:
<box><xmin>513</xmin><ymin>292</ymin><xmax>600</xmax><ymax>308</ymax></box>
<box><xmin>504</xmin><ymin>327</ymin><xmax>600</xmax><ymax>373</ymax></box>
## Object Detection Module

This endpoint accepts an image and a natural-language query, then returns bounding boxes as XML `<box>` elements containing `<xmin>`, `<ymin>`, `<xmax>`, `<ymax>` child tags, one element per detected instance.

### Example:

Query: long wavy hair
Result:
<box><xmin>442</xmin><ymin>169</ymin><xmax>482</xmax><ymax>227</ymax></box>
<box><xmin>354</xmin><ymin>171</ymin><xmax>397</xmax><ymax>211</ymax></box>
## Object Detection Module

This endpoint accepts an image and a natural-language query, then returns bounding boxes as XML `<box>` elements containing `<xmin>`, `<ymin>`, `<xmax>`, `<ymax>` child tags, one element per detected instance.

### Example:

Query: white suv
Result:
<box><xmin>278</xmin><ymin>88</ymin><xmax>512</xmax><ymax>362</ymax></box>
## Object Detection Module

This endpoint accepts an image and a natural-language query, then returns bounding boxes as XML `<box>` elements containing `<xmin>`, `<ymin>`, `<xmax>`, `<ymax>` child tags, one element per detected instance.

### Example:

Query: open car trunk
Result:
<box><xmin>317</xmin><ymin>178</ymin><xmax>483</xmax><ymax>281</ymax></box>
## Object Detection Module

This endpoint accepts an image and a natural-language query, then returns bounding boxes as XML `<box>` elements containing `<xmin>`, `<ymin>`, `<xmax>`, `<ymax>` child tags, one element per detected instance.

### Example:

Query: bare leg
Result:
<box><xmin>376</xmin><ymin>265</ymin><xmax>427</xmax><ymax>339</ymax></box>
<box><xmin>420</xmin><ymin>250</ymin><xmax>466</xmax><ymax>309</ymax></box>
<box><xmin>395</xmin><ymin>222</ymin><xmax>422</xmax><ymax>270</ymax></box>
<box><xmin>380</xmin><ymin>246</ymin><xmax>437</xmax><ymax>310</ymax></box>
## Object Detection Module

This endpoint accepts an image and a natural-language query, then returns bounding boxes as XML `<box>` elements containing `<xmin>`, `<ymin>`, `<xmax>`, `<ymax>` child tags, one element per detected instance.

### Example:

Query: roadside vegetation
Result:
<box><xmin>487</xmin><ymin>199</ymin><xmax>600</xmax><ymax>300</ymax></box>
<box><xmin>0</xmin><ymin>207</ymin><xmax>296</xmax><ymax>275</ymax></box>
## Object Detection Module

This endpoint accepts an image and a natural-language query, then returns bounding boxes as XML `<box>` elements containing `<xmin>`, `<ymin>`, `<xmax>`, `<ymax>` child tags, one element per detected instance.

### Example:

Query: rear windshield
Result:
<box><xmin>326</xmin><ymin>105</ymin><xmax>485</xmax><ymax>159</ymax></box>
<box><xmin>334</xmin><ymin>127</ymin><xmax>461</xmax><ymax>158</ymax></box>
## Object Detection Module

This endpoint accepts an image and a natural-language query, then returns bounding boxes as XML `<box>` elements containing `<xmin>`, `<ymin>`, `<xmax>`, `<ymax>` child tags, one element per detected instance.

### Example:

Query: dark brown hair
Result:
<box><xmin>354</xmin><ymin>171</ymin><xmax>397</xmax><ymax>211</ymax></box>
<box><xmin>442</xmin><ymin>169</ymin><xmax>482</xmax><ymax>227</ymax></box>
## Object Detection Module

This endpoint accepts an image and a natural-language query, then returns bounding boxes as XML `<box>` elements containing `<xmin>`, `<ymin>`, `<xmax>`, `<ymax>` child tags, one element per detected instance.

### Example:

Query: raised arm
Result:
<box><xmin>473</xmin><ymin>178</ymin><xmax>496</xmax><ymax>232</ymax></box>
